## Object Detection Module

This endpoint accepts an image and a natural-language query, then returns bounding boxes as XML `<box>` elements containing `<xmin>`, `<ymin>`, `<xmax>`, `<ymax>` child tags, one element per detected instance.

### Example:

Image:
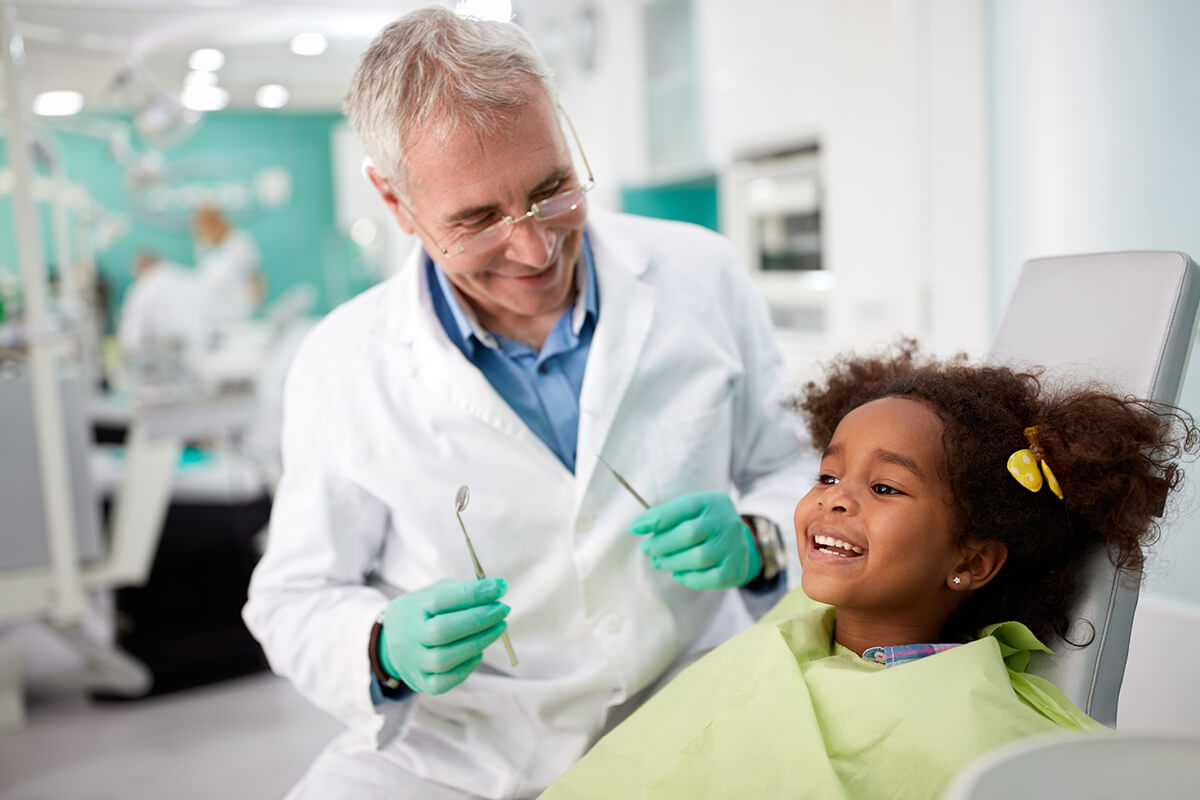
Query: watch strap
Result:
<box><xmin>368</xmin><ymin>611</ymin><xmax>409</xmax><ymax>697</ymax></box>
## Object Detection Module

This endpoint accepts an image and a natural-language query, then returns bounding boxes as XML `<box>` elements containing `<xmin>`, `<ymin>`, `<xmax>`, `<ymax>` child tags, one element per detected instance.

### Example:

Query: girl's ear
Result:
<box><xmin>948</xmin><ymin>540</ymin><xmax>1008</xmax><ymax>591</ymax></box>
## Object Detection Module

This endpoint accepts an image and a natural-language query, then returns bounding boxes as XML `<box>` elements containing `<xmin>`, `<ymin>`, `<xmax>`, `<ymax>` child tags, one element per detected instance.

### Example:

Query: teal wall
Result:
<box><xmin>1</xmin><ymin>111</ymin><xmax>356</xmax><ymax>332</ymax></box>
<box><xmin>620</xmin><ymin>174</ymin><xmax>720</xmax><ymax>232</ymax></box>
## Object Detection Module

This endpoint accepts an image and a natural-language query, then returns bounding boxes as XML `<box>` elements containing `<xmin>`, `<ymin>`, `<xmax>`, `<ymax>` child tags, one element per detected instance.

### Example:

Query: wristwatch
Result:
<box><xmin>744</xmin><ymin>515</ymin><xmax>787</xmax><ymax>584</ymax></box>
<box><xmin>368</xmin><ymin>610</ymin><xmax>407</xmax><ymax>696</ymax></box>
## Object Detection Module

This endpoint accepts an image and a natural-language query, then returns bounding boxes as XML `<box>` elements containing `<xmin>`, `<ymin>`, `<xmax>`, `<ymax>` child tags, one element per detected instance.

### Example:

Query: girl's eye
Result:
<box><xmin>872</xmin><ymin>483</ymin><xmax>902</xmax><ymax>496</ymax></box>
<box><xmin>818</xmin><ymin>474</ymin><xmax>839</xmax><ymax>485</ymax></box>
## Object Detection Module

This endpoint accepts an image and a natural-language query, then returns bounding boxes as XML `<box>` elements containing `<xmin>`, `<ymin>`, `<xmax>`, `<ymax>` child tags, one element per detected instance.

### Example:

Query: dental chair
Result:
<box><xmin>985</xmin><ymin>250</ymin><xmax>1199</xmax><ymax>727</ymax></box>
<box><xmin>942</xmin><ymin>731</ymin><xmax>1200</xmax><ymax>799</ymax></box>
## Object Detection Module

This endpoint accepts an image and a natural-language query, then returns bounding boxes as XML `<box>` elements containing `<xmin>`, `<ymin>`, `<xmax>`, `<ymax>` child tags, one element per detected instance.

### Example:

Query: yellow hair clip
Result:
<box><xmin>1006</xmin><ymin>425</ymin><xmax>1064</xmax><ymax>499</ymax></box>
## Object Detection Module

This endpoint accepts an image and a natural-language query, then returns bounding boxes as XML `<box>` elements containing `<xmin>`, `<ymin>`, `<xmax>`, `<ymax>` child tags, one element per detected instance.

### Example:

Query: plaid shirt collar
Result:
<box><xmin>861</xmin><ymin>642</ymin><xmax>962</xmax><ymax>668</ymax></box>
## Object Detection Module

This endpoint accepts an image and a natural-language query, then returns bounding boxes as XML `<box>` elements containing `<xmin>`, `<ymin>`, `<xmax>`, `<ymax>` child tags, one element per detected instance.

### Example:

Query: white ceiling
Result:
<box><xmin>6</xmin><ymin>0</ymin><xmax>439</xmax><ymax>113</ymax></box>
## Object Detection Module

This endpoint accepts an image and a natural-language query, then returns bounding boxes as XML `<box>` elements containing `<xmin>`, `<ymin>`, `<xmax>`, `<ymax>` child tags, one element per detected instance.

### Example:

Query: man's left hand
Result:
<box><xmin>630</xmin><ymin>492</ymin><xmax>763</xmax><ymax>590</ymax></box>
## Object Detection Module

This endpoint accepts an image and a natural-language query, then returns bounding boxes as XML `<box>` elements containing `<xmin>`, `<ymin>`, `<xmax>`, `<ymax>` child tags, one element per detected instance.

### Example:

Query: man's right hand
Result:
<box><xmin>378</xmin><ymin>577</ymin><xmax>510</xmax><ymax>695</ymax></box>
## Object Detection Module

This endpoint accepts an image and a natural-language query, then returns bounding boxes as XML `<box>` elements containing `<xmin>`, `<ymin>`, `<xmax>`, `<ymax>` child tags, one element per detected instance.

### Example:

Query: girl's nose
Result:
<box><xmin>819</xmin><ymin>486</ymin><xmax>856</xmax><ymax>515</ymax></box>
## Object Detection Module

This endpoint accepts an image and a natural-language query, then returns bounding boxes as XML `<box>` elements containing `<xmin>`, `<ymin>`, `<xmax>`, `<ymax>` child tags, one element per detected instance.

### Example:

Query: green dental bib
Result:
<box><xmin>542</xmin><ymin>588</ymin><xmax>1102</xmax><ymax>799</ymax></box>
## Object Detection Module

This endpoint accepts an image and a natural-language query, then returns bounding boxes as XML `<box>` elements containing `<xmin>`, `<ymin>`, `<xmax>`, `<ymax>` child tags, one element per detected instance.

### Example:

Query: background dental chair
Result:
<box><xmin>986</xmin><ymin>249</ymin><xmax>1199</xmax><ymax>726</ymax></box>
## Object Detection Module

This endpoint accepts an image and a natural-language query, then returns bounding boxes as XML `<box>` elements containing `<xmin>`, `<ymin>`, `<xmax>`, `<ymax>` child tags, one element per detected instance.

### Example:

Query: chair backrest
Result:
<box><xmin>987</xmin><ymin>250</ymin><xmax>1200</xmax><ymax>726</ymax></box>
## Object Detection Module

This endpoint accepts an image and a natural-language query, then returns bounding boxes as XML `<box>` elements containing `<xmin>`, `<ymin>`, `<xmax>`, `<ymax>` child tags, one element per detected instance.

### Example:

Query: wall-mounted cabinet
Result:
<box><xmin>722</xmin><ymin>144</ymin><xmax>830</xmax><ymax>384</ymax></box>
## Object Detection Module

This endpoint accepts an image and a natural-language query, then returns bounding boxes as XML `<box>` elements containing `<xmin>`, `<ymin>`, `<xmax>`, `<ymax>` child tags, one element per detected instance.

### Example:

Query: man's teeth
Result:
<box><xmin>813</xmin><ymin>534</ymin><xmax>864</xmax><ymax>556</ymax></box>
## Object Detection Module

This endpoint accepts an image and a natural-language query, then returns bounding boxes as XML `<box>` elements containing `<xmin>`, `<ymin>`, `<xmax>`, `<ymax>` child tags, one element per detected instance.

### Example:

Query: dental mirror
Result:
<box><xmin>454</xmin><ymin>485</ymin><xmax>518</xmax><ymax>667</ymax></box>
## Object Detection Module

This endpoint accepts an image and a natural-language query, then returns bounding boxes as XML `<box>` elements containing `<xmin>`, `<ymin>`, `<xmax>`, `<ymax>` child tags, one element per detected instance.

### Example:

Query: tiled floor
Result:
<box><xmin>0</xmin><ymin>671</ymin><xmax>341</xmax><ymax>800</ymax></box>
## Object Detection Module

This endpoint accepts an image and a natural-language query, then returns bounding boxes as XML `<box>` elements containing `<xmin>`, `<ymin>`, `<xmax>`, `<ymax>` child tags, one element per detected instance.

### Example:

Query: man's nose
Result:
<box><xmin>503</xmin><ymin>216</ymin><xmax>555</xmax><ymax>267</ymax></box>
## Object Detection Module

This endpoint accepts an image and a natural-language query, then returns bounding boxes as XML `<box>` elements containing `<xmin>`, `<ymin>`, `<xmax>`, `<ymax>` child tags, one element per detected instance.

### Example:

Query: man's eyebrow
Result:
<box><xmin>445</xmin><ymin>168</ymin><xmax>572</xmax><ymax>224</ymax></box>
<box><xmin>530</xmin><ymin>167</ymin><xmax>572</xmax><ymax>195</ymax></box>
<box><xmin>446</xmin><ymin>202</ymin><xmax>499</xmax><ymax>224</ymax></box>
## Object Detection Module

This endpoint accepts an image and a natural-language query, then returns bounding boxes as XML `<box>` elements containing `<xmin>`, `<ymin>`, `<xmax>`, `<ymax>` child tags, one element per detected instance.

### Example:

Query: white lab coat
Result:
<box><xmin>243</xmin><ymin>208</ymin><xmax>811</xmax><ymax>798</ymax></box>
<box><xmin>195</xmin><ymin>229</ymin><xmax>260</xmax><ymax>323</ymax></box>
<box><xmin>117</xmin><ymin>261</ymin><xmax>215</xmax><ymax>357</ymax></box>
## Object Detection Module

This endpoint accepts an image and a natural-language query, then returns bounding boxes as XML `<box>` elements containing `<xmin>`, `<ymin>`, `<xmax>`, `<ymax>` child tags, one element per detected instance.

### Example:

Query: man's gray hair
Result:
<box><xmin>345</xmin><ymin>6</ymin><xmax>557</xmax><ymax>188</ymax></box>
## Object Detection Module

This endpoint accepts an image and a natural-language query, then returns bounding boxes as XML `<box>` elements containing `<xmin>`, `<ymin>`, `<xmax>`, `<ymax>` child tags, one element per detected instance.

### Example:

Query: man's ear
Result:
<box><xmin>948</xmin><ymin>540</ymin><xmax>1008</xmax><ymax>591</ymax></box>
<box><xmin>366</xmin><ymin>166</ymin><xmax>417</xmax><ymax>235</ymax></box>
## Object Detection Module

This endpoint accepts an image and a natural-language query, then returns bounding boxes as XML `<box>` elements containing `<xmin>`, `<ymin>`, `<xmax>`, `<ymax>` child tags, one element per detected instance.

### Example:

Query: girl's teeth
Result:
<box><xmin>813</xmin><ymin>534</ymin><xmax>864</xmax><ymax>555</ymax></box>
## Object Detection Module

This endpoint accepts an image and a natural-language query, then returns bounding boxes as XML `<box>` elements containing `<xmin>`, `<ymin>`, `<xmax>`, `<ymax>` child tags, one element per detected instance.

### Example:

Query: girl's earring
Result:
<box><xmin>952</xmin><ymin>576</ymin><xmax>962</xmax><ymax>586</ymax></box>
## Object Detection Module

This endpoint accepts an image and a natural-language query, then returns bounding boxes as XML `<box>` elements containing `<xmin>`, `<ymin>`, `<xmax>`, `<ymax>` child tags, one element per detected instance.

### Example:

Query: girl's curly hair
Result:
<box><xmin>794</xmin><ymin>339</ymin><xmax>1199</xmax><ymax>644</ymax></box>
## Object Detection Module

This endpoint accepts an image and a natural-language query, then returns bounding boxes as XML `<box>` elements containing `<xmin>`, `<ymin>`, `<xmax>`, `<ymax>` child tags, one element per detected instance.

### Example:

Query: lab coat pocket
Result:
<box><xmin>647</xmin><ymin>400</ymin><xmax>735</xmax><ymax>503</ymax></box>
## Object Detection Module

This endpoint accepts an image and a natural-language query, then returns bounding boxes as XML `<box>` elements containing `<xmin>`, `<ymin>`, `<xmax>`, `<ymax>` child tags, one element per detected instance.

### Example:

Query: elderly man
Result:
<box><xmin>243</xmin><ymin>7</ymin><xmax>809</xmax><ymax>798</ymax></box>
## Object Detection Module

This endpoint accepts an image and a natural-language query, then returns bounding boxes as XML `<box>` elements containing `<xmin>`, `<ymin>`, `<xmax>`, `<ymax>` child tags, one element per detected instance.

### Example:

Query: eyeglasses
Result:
<box><xmin>398</xmin><ymin>106</ymin><xmax>595</xmax><ymax>259</ymax></box>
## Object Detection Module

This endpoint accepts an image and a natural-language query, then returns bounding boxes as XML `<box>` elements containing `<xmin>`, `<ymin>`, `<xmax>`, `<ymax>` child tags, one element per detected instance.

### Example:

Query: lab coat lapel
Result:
<box><xmin>378</xmin><ymin>252</ymin><xmax>552</xmax><ymax>461</ymax></box>
<box><xmin>575</xmin><ymin>216</ymin><xmax>656</xmax><ymax>498</ymax></box>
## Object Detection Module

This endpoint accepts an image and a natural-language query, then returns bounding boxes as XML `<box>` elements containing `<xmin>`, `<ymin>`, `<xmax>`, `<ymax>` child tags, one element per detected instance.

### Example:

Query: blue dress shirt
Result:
<box><xmin>426</xmin><ymin>235</ymin><xmax>598</xmax><ymax>473</ymax></box>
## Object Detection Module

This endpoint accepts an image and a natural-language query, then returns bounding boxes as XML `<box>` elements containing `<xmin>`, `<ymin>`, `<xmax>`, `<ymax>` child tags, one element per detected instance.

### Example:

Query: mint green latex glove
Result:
<box><xmin>378</xmin><ymin>577</ymin><xmax>510</xmax><ymax>695</ymax></box>
<box><xmin>629</xmin><ymin>491</ymin><xmax>762</xmax><ymax>590</ymax></box>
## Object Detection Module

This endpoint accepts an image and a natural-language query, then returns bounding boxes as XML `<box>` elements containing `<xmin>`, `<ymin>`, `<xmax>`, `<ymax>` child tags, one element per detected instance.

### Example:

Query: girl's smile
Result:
<box><xmin>806</xmin><ymin>524</ymin><xmax>866</xmax><ymax>561</ymax></box>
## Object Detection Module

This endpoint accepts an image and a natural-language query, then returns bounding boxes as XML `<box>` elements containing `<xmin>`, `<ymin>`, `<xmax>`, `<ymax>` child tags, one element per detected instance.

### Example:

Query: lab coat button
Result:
<box><xmin>576</xmin><ymin>512</ymin><xmax>594</xmax><ymax>533</ymax></box>
<box><xmin>601</xmin><ymin>614</ymin><xmax>623</xmax><ymax>635</ymax></box>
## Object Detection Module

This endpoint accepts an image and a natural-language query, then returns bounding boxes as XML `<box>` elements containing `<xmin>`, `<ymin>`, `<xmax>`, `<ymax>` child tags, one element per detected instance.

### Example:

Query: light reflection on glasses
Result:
<box><xmin>439</xmin><ymin>180</ymin><xmax>593</xmax><ymax>258</ymax></box>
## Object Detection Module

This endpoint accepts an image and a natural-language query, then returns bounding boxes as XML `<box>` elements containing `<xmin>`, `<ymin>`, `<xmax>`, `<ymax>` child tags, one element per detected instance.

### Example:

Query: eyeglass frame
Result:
<box><xmin>393</xmin><ymin>104</ymin><xmax>595</xmax><ymax>260</ymax></box>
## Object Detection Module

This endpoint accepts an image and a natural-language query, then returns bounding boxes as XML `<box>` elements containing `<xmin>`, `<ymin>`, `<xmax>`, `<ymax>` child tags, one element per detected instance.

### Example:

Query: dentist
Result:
<box><xmin>243</xmin><ymin>7</ymin><xmax>808</xmax><ymax>798</ymax></box>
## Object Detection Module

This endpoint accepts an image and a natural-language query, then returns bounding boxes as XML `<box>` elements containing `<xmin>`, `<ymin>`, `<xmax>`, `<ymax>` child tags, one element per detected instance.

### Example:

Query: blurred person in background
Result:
<box><xmin>116</xmin><ymin>249</ymin><xmax>215</xmax><ymax>363</ymax></box>
<box><xmin>192</xmin><ymin>205</ymin><xmax>265</xmax><ymax>324</ymax></box>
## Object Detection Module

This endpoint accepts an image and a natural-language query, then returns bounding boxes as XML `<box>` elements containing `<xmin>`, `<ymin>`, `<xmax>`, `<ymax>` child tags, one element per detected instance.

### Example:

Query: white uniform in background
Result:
<box><xmin>195</xmin><ymin>228</ymin><xmax>260</xmax><ymax>323</ymax></box>
<box><xmin>117</xmin><ymin>260</ymin><xmax>215</xmax><ymax>358</ymax></box>
<box><xmin>243</xmin><ymin>208</ymin><xmax>811</xmax><ymax>798</ymax></box>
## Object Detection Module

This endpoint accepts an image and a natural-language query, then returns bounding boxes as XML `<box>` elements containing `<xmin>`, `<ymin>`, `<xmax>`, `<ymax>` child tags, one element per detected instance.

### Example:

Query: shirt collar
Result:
<box><xmin>861</xmin><ymin>642</ymin><xmax>962</xmax><ymax>668</ymax></box>
<box><xmin>572</xmin><ymin>235</ymin><xmax>598</xmax><ymax>334</ymax></box>
<box><xmin>427</xmin><ymin>232</ymin><xmax>598</xmax><ymax>353</ymax></box>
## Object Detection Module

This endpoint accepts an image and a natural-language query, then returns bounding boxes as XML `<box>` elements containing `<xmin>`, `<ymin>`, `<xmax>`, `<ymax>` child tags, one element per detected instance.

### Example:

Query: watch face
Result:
<box><xmin>752</xmin><ymin>517</ymin><xmax>786</xmax><ymax>576</ymax></box>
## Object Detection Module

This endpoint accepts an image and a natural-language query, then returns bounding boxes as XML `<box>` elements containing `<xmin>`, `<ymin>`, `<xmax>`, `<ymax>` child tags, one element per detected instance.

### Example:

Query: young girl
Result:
<box><xmin>542</xmin><ymin>342</ymin><xmax>1198</xmax><ymax>800</ymax></box>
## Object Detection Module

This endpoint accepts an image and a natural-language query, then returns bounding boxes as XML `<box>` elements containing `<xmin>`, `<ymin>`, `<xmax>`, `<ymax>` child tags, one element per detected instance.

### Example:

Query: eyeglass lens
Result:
<box><xmin>463</xmin><ymin>186</ymin><xmax>588</xmax><ymax>254</ymax></box>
